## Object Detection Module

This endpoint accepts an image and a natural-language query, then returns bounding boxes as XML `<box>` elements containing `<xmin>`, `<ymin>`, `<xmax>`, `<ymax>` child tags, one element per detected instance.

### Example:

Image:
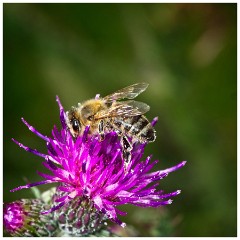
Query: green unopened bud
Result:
<box><xmin>53</xmin><ymin>195</ymin><xmax>108</xmax><ymax>236</ymax></box>
<box><xmin>3</xmin><ymin>199</ymin><xmax>58</xmax><ymax>237</ymax></box>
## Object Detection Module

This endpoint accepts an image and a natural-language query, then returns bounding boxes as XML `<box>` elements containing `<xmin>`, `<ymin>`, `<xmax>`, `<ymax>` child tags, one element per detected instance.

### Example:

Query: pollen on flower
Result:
<box><xmin>10</xmin><ymin>95</ymin><xmax>186</xmax><ymax>229</ymax></box>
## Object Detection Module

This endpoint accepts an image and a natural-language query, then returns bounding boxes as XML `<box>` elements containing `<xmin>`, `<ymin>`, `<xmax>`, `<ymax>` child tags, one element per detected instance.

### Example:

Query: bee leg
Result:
<box><xmin>121</xmin><ymin>136</ymin><xmax>133</xmax><ymax>171</ymax></box>
<box><xmin>98</xmin><ymin>119</ymin><xmax>105</xmax><ymax>141</ymax></box>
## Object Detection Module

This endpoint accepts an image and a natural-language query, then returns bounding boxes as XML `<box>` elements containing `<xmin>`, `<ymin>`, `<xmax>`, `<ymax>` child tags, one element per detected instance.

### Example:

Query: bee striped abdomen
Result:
<box><xmin>132</xmin><ymin>115</ymin><xmax>156</xmax><ymax>142</ymax></box>
<box><xmin>111</xmin><ymin>115</ymin><xmax>156</xmax><ymax>143</ymax></box>
<box><xmin>138</xmin><ymin>121</ymin><xmax>156</xmax><ymax>142</ymax></box>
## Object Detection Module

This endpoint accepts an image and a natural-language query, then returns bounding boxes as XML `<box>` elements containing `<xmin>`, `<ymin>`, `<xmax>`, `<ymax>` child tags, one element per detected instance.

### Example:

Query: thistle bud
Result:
<box><xmin>52</xmin><ymin>191</ymin><xmax>108</xmax><ymax>236</ymax></box>
<box><xmin>3</xmin><ymin>199</ymin><xmax>58</xmax><ymax>237</ymax></box>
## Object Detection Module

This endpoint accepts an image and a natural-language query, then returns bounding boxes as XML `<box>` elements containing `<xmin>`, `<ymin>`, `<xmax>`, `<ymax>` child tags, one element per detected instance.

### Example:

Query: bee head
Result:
<box><xmin>66</xmin><ymin>107</ymin><xmax>82</xmax><ymax>138</ymax></box>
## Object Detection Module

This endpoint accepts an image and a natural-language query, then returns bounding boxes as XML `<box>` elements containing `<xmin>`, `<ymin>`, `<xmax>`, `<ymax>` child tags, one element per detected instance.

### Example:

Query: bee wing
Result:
<box><xmin>103</xmin><ymin>83</ymin><xmax>149</xmax><ymax>102</ymax></box>
<box><xmin>94</xmin><ymin>100</ymin><xmax>150</xmax><ymax>119</ymax></box>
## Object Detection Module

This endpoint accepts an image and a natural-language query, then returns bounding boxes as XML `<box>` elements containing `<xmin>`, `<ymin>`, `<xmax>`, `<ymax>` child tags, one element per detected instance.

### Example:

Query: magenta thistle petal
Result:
<box><xmin>41</xmin><ymin>201</ymin><xmax>67</xmax><ymax>215</ymax></box>
<box><xmin>12</xmin><ymin>138</ymin><xmax>48</xmax><ymax>159</ymax></box>
<box><xmin>10</xmin><ymin>96</ymin><xmax>186</xmax><ymax>227</ymax></box>
<box><xmin>10</xmin><ymin>180</ymin><xmax>56</xmax><ymax>192</ymax></box>
<box><xmin>21</xmin><ymin>118</ymin><xmax>49</xmax><ymax>142</ymax></box>
<box><xmin>56</xmin><ymin>95</ymin><xmax>67</xmax><ymax>129</ymax></box>
<box><xmin>151</xmin><ymin>116</ymin><xmax>158</xmax><ymax>127</ymax></box>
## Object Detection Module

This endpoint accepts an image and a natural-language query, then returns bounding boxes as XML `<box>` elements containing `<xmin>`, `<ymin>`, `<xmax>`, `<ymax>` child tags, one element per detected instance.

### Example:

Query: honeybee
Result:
<box><xmin>66</xmin><ymin>83</ymin><xmax>156</xmax><ymax>169</ymax></box>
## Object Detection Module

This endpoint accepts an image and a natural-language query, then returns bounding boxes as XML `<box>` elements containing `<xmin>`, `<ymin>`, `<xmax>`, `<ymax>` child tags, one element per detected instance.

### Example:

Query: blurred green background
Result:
<box><xmin>3</xmin><ymin>3</ymin><xmax>236</xmax><ymax>237</ymax></box>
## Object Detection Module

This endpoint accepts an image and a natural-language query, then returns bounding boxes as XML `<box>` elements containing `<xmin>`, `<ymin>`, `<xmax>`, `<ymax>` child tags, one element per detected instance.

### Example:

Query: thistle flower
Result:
<box><xmin>10</xmin><ymin>96</ymin><xmax>186</xmax><ymax>231</ymax></box>
<box><xmin>3</xmin><ymin>199</ymin><xmax>58</xmax><ymax>237</ymax></box>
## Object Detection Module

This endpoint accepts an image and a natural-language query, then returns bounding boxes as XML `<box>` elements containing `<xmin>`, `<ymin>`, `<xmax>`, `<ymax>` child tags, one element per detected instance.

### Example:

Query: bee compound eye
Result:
<box><xmin>72</xmin><ymin>119</ymin><xmax>80</xmax><ymax>132</ymax></box>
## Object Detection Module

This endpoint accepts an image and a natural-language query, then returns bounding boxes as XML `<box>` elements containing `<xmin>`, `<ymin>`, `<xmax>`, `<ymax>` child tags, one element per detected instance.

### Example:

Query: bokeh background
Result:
<box><xmin>3</xmin><ymin>3</ymin><xmax>236</xmax><ymax>237</ymax></box>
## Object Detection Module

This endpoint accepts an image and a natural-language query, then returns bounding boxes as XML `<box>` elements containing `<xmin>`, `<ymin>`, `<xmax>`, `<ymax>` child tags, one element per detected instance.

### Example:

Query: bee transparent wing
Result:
<box><xmin>94</xmin><ymin>100</ymin><xmax>150</xmax><ymax>119</ymax></box>
<box><xmin>103</xmin><ymin>83</ymin><xmax>149</xmax><ymax>102</ymax></box>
